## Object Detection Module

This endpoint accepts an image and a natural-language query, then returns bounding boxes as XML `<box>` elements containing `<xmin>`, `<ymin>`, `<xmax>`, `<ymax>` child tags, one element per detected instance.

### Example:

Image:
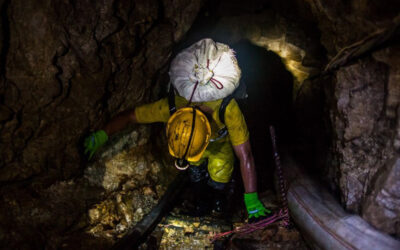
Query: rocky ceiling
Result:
<box><xmin>0</xmin><ymin>0</ymin><xmax>400</xmax><ymax>248</ymax></box>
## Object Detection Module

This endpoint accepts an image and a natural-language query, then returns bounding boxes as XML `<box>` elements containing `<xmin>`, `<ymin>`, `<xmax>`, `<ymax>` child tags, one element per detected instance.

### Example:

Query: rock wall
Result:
<box><xmin>82</xmin><ymin>125</ymin><xmax>177</xmax><ymax>246</ymax></box>
<box><xmin>0</xmin><ymin>0</ymin><xmax>203</xmax><ymax>182</ymax></box>
<box><xmin>219</xmin><ymin>0</ymin><xmax>400</xmax><ymax>239</ymax></box>
<box><xmin>302</xmin><ymin>0</ymin><xmax>400</xmax><ymax>237</ymax></box>
<box><xmin>0</xmin><ymin>0</ymin><xmax>203</xmax><ymax>248</ymax></box>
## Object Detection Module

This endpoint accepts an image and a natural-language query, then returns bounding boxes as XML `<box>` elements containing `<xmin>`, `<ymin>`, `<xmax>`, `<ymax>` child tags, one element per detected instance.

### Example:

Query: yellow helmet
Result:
<box><xmin>166</xmin><ymin>107</ymin><xmax>211</xmax><ymax>169</ymax></box>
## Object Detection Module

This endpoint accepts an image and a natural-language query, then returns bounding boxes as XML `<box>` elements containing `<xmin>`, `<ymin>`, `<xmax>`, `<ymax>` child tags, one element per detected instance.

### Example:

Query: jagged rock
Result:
<box><xmin>302</xmin><ymin>0</ymin><xmax>400</xmax><ymax>236</ymax></box>
<box><xmin>0</xmin><ymin>0</ymin><xmax>204</xmax><ymax>182</ymax></box>
<box><xmin>331</xmin><ymin>58</ymin><xmax>393</xmax><ymax>212</ymax></box>
<box><xmin>86</xmin><ymin>189</ymin><xmax>159</xmax><ymax>239</ymax></box>
<box><xmin>84</xmin><ymin>125</ymin><xmax>151</xmax><ymax>191</ymax></box>
<box><xmin>81</xmin><ymin>125</ymin><xmax>177</xmax><ymax>243</ymax></box>
<box><xmin>303</xmin><ymin>0</ymin><xmax>400</xmax><ymax>55</ymax></box>
<box><xmin>363</xmin><ymin>157</ymin><xmax>400</xmax><ymax>236</ymax></box>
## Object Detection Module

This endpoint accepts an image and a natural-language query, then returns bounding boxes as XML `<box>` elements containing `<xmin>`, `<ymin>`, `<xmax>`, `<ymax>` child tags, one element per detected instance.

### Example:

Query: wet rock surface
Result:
<box><xmin>140</xmin><ymin>190</ymin><xmax>308</xmax><ymax>249</ymax></box>
<box><xmin>363</xmin><ymin>157</ymin><xmax>400</xmax><ymax>236</ymax></box>
<box><xmin>0</xmin><ymin>124</ymin><xmax>177</xmax><ymax>249</ymax></box>
<box><xmin>331</xmin><ymin>58</ymin><xmax>393</xmax><ymax>213</ymax></box>
<box><xmin>0</xmin><ymin>0</ymin><xmax>203</xmax><ymax>182</ymax></box>
<box><xmin>83</xmin><ymin>126</ymin><xmax>177</xmax><ymax>242</ymax></box>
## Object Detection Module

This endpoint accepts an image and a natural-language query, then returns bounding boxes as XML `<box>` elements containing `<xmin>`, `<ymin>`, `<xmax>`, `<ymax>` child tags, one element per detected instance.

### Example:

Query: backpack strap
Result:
<box><xmin>168</xmin><ymin>86</ymin><xmax>177</xmax><ymax>115</ymax></box>
<box><xmin>210</xmin><ymin>95</ymin><xmax>234</xmax><ymax>142</ymax></box>
<box><xmin>219</xmin><ymin>95</ymin><xmax>234</xmax><ymax>124</ymax></box>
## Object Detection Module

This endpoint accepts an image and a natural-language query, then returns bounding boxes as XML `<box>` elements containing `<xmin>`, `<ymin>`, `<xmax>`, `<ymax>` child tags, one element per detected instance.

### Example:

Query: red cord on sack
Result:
<box><xmin>187</xmin><ymin>81</ymin><xmax>199</xmax><ymax>105</ymax></box>
<box><xmin>207</xmin><ymin>59</ymin><xmax>224</xmax><ymax>90</ymax></box>
<box><xmin>187</xmin><ymin>59</ymin><xmax>224</xmax><ymax>105</ymax></box>
<box><xmin>210</xmin><ymin>78</ymin><xmax>224</xmax><ymax>89</ymax></box>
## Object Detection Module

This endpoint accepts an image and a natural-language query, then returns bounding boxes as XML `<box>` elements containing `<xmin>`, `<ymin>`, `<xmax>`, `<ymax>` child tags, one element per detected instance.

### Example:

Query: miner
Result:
<box><xmin>84</xmin><ymin>38</ymin><xmax>270</xmax><ymax>221</ymax></box>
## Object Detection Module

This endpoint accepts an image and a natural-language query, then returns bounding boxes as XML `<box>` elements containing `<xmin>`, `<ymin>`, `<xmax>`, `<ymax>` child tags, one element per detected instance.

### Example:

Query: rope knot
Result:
<box><xmin>189</xmin><ymin>63</ymin><xmax>214</xmax><ymax>86</ymax></box>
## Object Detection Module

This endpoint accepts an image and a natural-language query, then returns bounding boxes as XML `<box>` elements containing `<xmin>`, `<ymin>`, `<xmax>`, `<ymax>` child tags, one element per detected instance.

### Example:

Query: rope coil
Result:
<box><xmin>210</xmin><ymin>209</ymin><xmax>289</xmax><ymax>242</ymax></box>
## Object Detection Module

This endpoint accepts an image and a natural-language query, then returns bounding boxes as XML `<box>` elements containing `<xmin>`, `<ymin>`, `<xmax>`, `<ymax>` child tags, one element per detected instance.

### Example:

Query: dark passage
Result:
<box><xmin>232</xmin><ymin>40</ymin><xmax>294</xmax><ymax>192</ymax></box>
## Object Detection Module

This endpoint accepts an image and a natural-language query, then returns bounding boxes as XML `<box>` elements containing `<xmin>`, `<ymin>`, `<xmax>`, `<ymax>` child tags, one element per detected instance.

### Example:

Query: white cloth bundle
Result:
<box><xmin>169</xmin><ymin>38</ymin><xmax>241</xmax><ymax>102</ymax></box>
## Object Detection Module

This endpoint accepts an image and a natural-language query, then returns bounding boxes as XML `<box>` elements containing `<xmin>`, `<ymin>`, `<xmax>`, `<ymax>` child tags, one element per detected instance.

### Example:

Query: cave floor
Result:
<box><xmin>139</xmin><ymin>190</ymin><xmax>309</xmax><ymax>249</ymax></box>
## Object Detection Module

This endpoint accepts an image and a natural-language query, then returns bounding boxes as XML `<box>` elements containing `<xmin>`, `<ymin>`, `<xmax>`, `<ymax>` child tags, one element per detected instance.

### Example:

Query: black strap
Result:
<box><xmin>219</xmin><ymin>95</ymin><xmax>234</xmax><ymax>125</ymax></box>
<box><xmin>182</xmin><ymin>106</ymin><xmax>197</xmax><ymax>160</ymax></box>
<box><xmin>168</xmin><ymin>86</ymin><xmax>177</xmax><ymax>115</ymax></box>
<box><xmin>207</xmin><ymin>95</ymin><xmax>234</xmax><ymax>142</ymax></box>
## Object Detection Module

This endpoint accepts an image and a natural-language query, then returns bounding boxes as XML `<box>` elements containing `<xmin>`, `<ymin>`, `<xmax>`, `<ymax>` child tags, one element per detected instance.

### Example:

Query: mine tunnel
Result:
<box><xmin>1</xmin><ymin>0</ymin><xmax>400</xmax><ymax>249</ymax></box>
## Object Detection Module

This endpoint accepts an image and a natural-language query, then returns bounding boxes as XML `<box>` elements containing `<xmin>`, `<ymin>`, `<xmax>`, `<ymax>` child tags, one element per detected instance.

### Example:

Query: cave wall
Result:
<box><xmin>0</xmin><ymin>0</ymin><xmax>204</xmax><ymax>248</ymax></box>
<box><xmin>300</xmin><ymin>0</ymin><xmax>400</xmax><ymax>236</ymax></box>
<box><xmin>0</xmin><ymin>0</ymin><xmax>203</xmax><ymax>182</ymax></box>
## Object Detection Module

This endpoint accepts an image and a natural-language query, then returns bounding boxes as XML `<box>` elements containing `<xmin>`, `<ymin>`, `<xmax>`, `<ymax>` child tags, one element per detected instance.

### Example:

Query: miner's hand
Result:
<box><xmin>84</xmin><ymin>130</ymin><xmax>108</xmax><ymax>160</ymax></box>
<box><xmin>244</xmin><ymin>192</ymin><xmax>272</xmax><ymax>222</ymax></box>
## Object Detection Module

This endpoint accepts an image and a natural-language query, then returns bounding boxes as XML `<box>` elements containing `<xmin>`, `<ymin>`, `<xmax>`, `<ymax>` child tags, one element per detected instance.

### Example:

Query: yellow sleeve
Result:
<box><xmin>134</xmin><ymin>98</ymin><xmax>170</xmax><ymax>123</ymax></box>
<box><xmin>224</xmin><ymin>99</ymin><xmax>250</xmax><ymax>146</ymax></box>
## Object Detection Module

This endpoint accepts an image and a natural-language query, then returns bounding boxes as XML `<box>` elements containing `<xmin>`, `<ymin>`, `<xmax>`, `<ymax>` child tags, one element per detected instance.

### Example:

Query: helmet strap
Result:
<box><xmin>181</xmin><ymin>106</ymin><xmax>197</xmax><ymax>160</ymax></box>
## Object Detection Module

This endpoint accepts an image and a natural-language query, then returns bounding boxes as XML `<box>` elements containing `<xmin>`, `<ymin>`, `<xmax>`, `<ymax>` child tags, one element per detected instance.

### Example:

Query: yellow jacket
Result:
<box><xmin>135</xmin><ymin>95</ymin><xmax>249</xmax><ymax>146</ymax></box>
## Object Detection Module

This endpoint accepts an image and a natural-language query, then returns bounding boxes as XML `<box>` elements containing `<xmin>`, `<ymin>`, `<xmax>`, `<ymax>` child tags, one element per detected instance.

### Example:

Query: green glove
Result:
<box><xmin>244</xmin><ymin>192</ymin><xmax>271</xmax><ymax>219</ymax></box>
<box><xmin>84</xmin><ymin>130</ymin><xmax>108</xmax><ymax>160</ymax></box>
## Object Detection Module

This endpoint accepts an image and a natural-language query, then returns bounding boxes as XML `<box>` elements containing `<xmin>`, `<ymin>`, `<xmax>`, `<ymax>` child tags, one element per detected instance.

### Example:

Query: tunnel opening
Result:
<box><xmin>231</xmin><ymin>40</ymin><xmax>294</xmax><ymax>193</ymax></box>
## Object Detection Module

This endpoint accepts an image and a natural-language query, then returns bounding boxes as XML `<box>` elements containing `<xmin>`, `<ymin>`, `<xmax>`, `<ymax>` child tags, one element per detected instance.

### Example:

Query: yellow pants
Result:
<box><xmin>191</xmin><ymin>139</ymin><xmax>235</xmax><ymax>183</ymax></box>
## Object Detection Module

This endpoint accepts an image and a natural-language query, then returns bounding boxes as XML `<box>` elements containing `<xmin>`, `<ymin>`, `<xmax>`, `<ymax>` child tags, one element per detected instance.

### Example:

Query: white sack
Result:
<box><xmin>169</xmin><ymin>38</ymin><xmax>241</xmax><ymax>102</ymax></box>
